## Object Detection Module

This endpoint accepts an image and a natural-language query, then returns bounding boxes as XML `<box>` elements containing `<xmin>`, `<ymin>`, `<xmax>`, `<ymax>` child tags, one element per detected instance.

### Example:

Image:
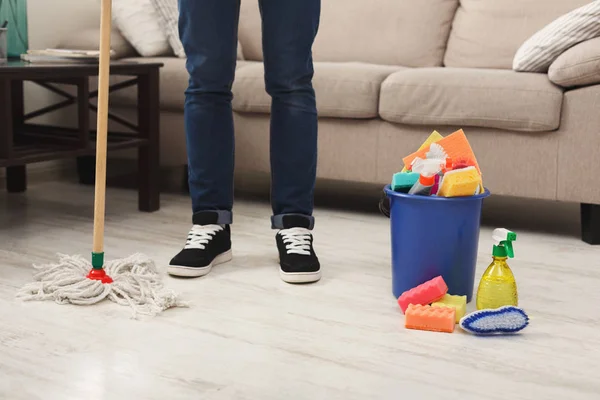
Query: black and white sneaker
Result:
<box><xmin>168</xmin><ymin>212</ymin><xmax>232</xmax><ymax>278</ymax></box>
<box><xmin>276</xmin><ymin>219</ymin><xmax>321</xmax><ymax>284</ymax></box>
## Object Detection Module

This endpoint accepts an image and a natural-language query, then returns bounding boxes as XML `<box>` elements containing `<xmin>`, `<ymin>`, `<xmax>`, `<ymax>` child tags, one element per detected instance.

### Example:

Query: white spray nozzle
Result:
<box><xmin>411</xmin><ymin>157</ymin><xmax>444</xmax><ymax>177</ymax></box>
<box><xmin>492</xmin><ymin>228</ymin><xmax>516</xmax><ymax>244</ymax></box>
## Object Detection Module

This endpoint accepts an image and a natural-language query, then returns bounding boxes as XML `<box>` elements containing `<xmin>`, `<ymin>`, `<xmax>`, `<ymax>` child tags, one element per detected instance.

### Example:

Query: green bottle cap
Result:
<box><xmin>492</xmin><ymin>244</ymin><xmax>508</xmax><ymax>257</ymax></box>
<box><xmin>491</xmin><ymin>228</ymin><xmax>517</xmax><ymax>258</ymax></box>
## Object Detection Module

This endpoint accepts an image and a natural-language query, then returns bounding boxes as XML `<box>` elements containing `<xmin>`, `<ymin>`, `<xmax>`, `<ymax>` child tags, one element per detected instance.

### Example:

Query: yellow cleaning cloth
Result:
<box><xmin>431</xmin><ymin>294</ymin><xmax>467</xmax><ymax>323</ymax></box>
<box><xmin>401</xmin><ymin>130</ymin><xmax>444</xmax><ymax>172</ymax></box>
<box><xmin>437</xmin><ymin>166</ymin><xmax>482</xmax><ymax>197</ymax></box>
<box><xmin>403</xmin><ymin>129</ymin><xmax>481</xmax><ymax>174</ymax></box>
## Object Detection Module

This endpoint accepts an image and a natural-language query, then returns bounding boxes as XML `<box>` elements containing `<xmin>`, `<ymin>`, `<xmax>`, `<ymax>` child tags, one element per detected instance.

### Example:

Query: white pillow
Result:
<box><xmin>150</xmin><ymin>0</ymin><xmax>245</xmax><ymax>60</ymax></box>
<box><xmin>150</xmin><ymin>0</ymin><xmax>186</xmax><ymax>58</ymax></box>
<box><xmin>112</xmin><ymin>0</ymin><xmax>172</xmax><ymax>57</ymax></box>
<box><xmin>513</xmin><ymin>1</ymin><xmax>600</xmax><ymax>72</ymax></box>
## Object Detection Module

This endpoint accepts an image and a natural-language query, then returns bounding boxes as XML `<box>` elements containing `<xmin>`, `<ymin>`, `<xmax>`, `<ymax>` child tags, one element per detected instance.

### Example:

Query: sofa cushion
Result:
<box><xmin>232</xmin><ymin>62</ymin><xmax>401</xmax><ymax>119</ymax></box>
<box><xmin>379</xmin><ymin>68</ymin><xmax>563</xmax><ymax>132</ymax></box>
<box><xmin>239</xmin><ymin>0</ymin><xmax>459</xmax><ymax>67</ymax></box>
<box><xmin>444</xmin><ymin>0</ymin><xmax>591</xmax><ymax>69</ymax></box>
<box><xmin>549</xmin><ymin>37</ymin><xmax>600</xmax><ymax>88</ymax></box>
<box><xmin>111</xmin><ymin>58</ymin><xmax>256</xmax><ymax>111</ymax></box>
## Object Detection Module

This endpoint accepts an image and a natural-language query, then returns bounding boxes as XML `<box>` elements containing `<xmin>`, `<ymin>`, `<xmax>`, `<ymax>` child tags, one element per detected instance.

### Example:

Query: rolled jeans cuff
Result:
<box><xmin>271</xmin><ymin>214</ymin><xmax>315</xmax><ymax>230</ymax></box>
<box><xmin>193</xmin><ymin>210</ymin><xmax>232</xmax><ymax>225</ymax></box>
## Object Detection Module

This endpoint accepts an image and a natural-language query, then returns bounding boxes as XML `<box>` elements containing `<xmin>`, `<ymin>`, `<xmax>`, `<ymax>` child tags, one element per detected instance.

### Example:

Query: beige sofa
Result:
<box><xmin>55</xmin><ymin>0</ymin><xmax>600</xmax><ymax>243</ymax></box>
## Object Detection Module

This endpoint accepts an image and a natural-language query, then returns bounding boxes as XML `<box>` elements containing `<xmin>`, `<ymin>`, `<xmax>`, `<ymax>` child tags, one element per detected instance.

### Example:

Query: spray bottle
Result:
<box><xmin>476</xmin><ymin>228</ymin><xmax>518</xmax><ymax>310</ymax></box>
<box><xmin>408</xmin><ymin>158</ymin><xmax>443</xmax><ymax>196</ymax></box>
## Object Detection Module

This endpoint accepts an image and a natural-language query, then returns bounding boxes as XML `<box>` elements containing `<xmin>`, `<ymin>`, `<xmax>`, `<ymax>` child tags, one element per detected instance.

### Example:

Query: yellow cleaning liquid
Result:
<box><xmin>476</xmin><ymin>228</ymin><xmax>519</xmax><ymax>310</ymax></box>
<box><xmin>476</xmin><ymin>256</ymin><xmax>518</xmax><ymax>310</ymax></box>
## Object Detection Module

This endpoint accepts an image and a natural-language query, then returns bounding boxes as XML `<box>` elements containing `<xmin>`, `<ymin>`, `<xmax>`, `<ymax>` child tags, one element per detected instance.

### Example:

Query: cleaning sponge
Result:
<box><xmin>432</xmin><ymin>294</ymin><xmax>467</xmax><ymax>323</ymax></box>
<box><xmin>397</xmin><ymin>276</ymin><xmax>448</xmax><ymax>313</ymax></box>
<box><xmin>437</xmin><ymin>166</ymin><xmax>482</xmax><ymax>197</ymax></box>
<box><xmin>405</xmin><ymin>304</ymin><xmax>456</xmax><ymax>333</ymax></box>
<box><xmin>391</xmin><ymin>172</ymin><xmax>419</xmax><ymax>192</ymax></box>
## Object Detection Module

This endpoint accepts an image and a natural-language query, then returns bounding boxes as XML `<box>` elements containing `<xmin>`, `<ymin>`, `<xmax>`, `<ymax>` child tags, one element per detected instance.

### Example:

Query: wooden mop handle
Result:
<box><xmin>92</xmin><ymin>0</ymin><xmax>112</xmax><ymax>258</ymax></box>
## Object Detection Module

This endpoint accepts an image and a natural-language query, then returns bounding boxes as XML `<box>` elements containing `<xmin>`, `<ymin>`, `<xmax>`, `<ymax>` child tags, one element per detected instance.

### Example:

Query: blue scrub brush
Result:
<box><xmin>459</xmin><ymin>306</ymin><xmax>529</xmax><ymax>335</ymax></box>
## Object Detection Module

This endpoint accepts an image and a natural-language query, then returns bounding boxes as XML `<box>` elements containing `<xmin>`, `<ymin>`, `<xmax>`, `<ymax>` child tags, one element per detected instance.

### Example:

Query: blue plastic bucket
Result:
<box><xmin>384</xmin><ymin>185</ymin><xmax>490</xmax><ymax>302</ymax></box>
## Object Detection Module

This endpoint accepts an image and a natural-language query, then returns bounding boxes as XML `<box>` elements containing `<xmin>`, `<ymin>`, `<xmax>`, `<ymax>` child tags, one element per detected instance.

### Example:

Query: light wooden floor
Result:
<box><xmin>1</xmin><ymin>182</ymin><xmax>599</xmax><ymax>400</ymax></box>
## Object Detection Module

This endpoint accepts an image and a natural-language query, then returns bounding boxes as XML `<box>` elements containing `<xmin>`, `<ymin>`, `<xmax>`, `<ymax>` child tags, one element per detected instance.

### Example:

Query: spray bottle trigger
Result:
<box><xmin>504</xmin><ymin>240</ymin><xmax>514</xmax><ymax>258</ymax></box>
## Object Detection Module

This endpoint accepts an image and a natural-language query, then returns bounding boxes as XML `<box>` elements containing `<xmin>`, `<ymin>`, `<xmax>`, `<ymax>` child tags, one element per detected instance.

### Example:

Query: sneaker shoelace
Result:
<box><xmin>184</xmin><ymin>224</ymin><xmax>223</xmax><ymax>250</ymax></box>
<box><xmin>280</xmin><ymin>227</ymin><xmax>312</xmax><ymax>256</ymax></box>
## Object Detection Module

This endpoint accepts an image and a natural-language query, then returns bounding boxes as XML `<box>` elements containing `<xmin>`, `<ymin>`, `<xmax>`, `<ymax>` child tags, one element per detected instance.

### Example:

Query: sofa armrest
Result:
<box><xmin>56</xmin><ymin>28</ymin><xmax>138</xmax><ymax>60</ymax></box>
<box><xmin>548</xmin><ymin>37</ymin><xmax>600</xmax><ymax>88</ymax></box>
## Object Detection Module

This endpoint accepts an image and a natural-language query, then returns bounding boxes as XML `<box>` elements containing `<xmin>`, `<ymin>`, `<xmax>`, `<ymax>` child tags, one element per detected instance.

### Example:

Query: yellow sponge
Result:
<box><xmin>431</xmin><ymin>294</ymin><xmax>467</xmax><ymax>323</ymax></box>
<box><xmin>437</xmin><ymin>166</ymin><xmax>482</xmax><ymax>197</ymax></box>
<box><xmin>401</xmin><ymin>130</ymin><xmax>444</xmax><ymax>172</ymax></box>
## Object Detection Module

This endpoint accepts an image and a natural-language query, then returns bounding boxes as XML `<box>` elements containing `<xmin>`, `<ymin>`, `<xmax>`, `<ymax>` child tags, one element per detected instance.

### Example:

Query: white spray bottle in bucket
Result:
<box><xmin>408</xmin><ymin>158</ymin><xmax>444</xmax><ymax>196</ymax></box>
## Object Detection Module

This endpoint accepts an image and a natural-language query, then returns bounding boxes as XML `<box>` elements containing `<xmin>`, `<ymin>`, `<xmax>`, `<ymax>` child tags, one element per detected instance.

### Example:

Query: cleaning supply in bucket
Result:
<box><xmin>397</xmin><ymin>275</ymin><xmax>448</xmax><ymax>313</ymax></box>
<box><xmin>476</xmin><ymin>228</ymin><xmax>519</xmax><ymax>310</ymax></box>
<box><xmin>408</xmin><ymin>158</ymin><xmax>444</xmax><ymax>196</ymax></box>
<box><xmin>391</xmin><ymin>171</ymin><xmax>419</xmax><ymax>192</ymax></box>
<box><xmin>425</xmin><ymin>143</ymin><xmax>448</xmax><ymax>161</ymax></box>
<box><xmin>431</xmin><ymin>294</ymin><xmax>467</xmax><ymax>323</ymax></box>
<box><xmin>407</xmin><ymin>142</ymin><xmax>447</xmax><ymax>172</ymax></box>
<box><xmin>401</xmin><ymin>130</ymin><xmax>444</xmax><ymax>172</ymax></box>
<box><xmin>459</xmin><ymin>306</ymin><xmax>529</xmax><ymax>335</ymax></box>
<box><xmin>399</xmin><ymin>129</ymin><xmax>484</xmax><ymax>198</ymax></box>
<box><xmin>431</xmin><ymin>156</ymin><xmax>453</xmax><ymax>195</ymax></box>
<box><xmin>437</xmin><ymin>166</ymin><xmax>482</xmax><ymax>197</ymax></box>
<box><xmin>405</xmin><ymin>304</ymin><xmax>456</xmax><ymax>333</ymax></box>
<box><xmin>430</xmin><ymin>174</ymin><xmax>441</xmax><ymax>195</ymax></box>
<box><xmin>403</xmin><ymin>129</ymin><xmax>481</xmax><ymax>175</ymax></box>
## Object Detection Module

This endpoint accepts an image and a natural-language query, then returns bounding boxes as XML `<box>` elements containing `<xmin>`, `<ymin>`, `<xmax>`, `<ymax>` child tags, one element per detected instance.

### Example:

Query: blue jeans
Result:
<box><xmin>179</xmin><ymin>0</ymin><xmax>320</xmax><ymax>230</ymax></box>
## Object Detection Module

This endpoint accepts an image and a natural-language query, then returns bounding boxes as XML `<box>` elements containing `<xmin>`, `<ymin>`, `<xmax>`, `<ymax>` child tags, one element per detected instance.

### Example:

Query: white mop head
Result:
<box><xmin>17</xmin><ymin>253</ymin><xmax>187</xmax><ymax>318</ymax></box>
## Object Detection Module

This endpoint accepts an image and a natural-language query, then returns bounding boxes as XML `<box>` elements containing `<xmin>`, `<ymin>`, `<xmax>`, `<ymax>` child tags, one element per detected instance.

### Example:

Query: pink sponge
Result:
<box><xmin>398</xmin><ymin>276</ymin><xmax>448</xmax><ymax>313</ymax></box>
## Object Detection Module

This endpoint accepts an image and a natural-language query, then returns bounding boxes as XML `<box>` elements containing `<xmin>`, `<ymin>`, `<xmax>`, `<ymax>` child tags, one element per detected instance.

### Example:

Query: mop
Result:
<box><xmin>16</xmin><ymin>0</ymin><xmax>186</xmax><ymax>318</ymax></box>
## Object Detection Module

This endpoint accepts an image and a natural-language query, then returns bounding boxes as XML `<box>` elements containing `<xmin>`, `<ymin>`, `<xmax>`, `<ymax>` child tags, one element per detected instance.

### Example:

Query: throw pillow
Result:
<box><xmin>548</xmin><ymin>37</ymin><xmax>600</xmax><ymax>87</ymax></box>
<box><xmin>149</xmin><ymin>0</ymin><xmax>185</xmax><ymax>58</ymax></box>
<box><xmin>150</xmin><ymin>0</ymin><xmax>245</xmax><ymax>60</ymax></box>
<box><xmin>513</xmin><ymin>1</ymin><xmax>600</xmax><ymax>72</ymax></box>
<box><xmin>112</xmin><ymin>0</ymin><xmax>172</xmax><ymax>57</ymax></box>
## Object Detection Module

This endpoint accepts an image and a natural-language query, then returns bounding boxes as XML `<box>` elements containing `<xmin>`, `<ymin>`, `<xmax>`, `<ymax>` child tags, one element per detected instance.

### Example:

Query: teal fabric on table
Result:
<box><xmin>0</xmin><ymin>0</ymin><xmax>28</xmax><ymax>58</ymax></box>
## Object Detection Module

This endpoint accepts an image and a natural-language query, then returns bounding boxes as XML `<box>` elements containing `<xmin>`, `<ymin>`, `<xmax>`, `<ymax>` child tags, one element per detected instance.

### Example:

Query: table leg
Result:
<box><xmin>0</xmin><ymin>78</ymin><xmax>12</xmax><ymax>160</ymax></box>
<box><xmin>6</xmin><ymin>165</ymin><xmax>27</xmax><ymax>193</ymax></box>
<box><xmin>77</xmin><ymin>155</ymin><xmax>96</xmax><ymax>185</ymax></box>
<box><xmin>137</xmin><ymin>69</ymin><xmax>160</xmax><ymax>212</ymax></box>
<box><xmin>76</xmin><ymin>77</ymin><xmax>95</xmax><ymax>185</ymax></box>
<box><xmin>77</xmin><ymin>77</ymin><xmax>91</xmax><ymax>148</ymax></box>
<box><xmin>6</xmin><ymin>80</ymin><xmax>27</xmax><ymax>193</ymax></box>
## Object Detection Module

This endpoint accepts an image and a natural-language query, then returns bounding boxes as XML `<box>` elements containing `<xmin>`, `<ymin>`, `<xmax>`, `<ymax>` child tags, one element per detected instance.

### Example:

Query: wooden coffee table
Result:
<box><xmin>0</xmin><ymin>60</ymin><xmax>163</xmax><ymax>212</ymax></box>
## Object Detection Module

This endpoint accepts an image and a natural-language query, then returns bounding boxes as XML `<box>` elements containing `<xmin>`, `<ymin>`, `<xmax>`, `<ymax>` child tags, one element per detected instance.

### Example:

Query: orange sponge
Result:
<box><xmin>397</xmin><ymin>276</ymin><xmax>448</xmax><ymax>313</ymax></box>
<box><xmin>405</xmin><ymin>304</ymin><xmax>456</xmax><ymax>333</ymax></box>
<box><xmin>403</xmin><ymin>129</ymin><xmax>481</xmax><ymax>174</ymax></box>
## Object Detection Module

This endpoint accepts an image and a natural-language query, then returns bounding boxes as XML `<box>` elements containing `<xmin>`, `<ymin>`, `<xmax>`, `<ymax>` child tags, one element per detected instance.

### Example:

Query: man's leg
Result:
<box><xmin>168</xmin><ymin>0</ymin><xmax>240</xmax><ymax>278</ymax></box>
<box><xmin>259</xmin><ymin>0</ymin><xmax>321</xmax><ymax>283</ymax></box>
